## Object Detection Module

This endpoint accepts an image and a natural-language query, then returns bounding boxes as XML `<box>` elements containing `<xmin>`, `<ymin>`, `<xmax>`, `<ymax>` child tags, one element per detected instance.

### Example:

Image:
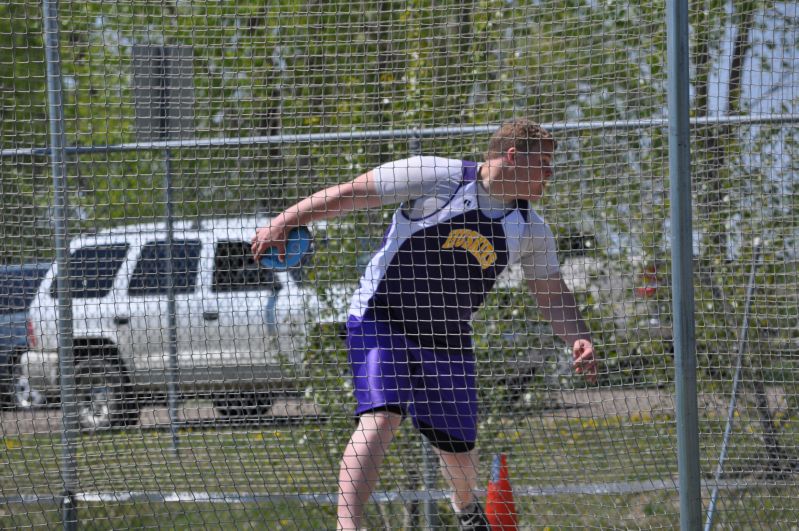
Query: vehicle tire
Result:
<box><xmin>213</xmin><ymin>391</ymin><xmax>272</xmax><ymax>421</ymax></box>
<box><xmin>4</xmin><ymin>349</ymin><xmax>29</xmax><ymax>408</ymax></box>
<box><xmin>13</xmin><ymin>365</ymin><xmax>46</xmax><ymax>408</ymax></box>
<box><xmin>75</xmin><ymin>359</ymin><xmax>138</xmax><ymax>431</ymax></box>
<box><xmin>0</xmin><ymin>352</ymin><xmax>14</xmax><ymax>408</ymax></box>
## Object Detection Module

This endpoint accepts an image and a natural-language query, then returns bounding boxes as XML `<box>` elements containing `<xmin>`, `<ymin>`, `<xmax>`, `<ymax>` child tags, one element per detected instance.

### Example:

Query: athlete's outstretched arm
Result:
<box><xmin>526</xmin><ymin>274</ymin><xmax>597</xmax><ymax>383</ymax></box>
<box><xmin>252</xmin><ymin>171</ymin><xmax>383</xmax><ymax>261</ymax></box>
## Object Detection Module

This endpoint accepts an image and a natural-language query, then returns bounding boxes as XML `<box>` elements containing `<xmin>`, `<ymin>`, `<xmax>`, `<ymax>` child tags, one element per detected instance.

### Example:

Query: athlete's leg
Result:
<box><xmin>436</xmin><ymin>447</ymin><xmax>489</xmax><ymax>530</ymax></box>
<box><xmin>337</xmin><ymin>410</ymin><xmax>403</xmax><ymax>530</ymax></box>
<box><xmin>409</xmin><ymin>345</ymin><xmax>484</xmax><ymax>528</ymax></box>
<box><xmin>341</xmin><ymin>312</ymin><xmax>412</xmax><ymax>530</ymax></box>
<box><xmin>435</xmin><ymin>446</ymin><xmax>480</xmax><ymax>511</ymax></box>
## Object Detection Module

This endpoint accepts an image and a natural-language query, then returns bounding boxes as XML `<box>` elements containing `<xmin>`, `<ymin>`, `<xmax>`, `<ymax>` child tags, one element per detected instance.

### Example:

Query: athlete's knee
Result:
<box><xmin>353</xmin><ymin>409</ymin><xmax>403</xmax><ymax>443</ymax></box>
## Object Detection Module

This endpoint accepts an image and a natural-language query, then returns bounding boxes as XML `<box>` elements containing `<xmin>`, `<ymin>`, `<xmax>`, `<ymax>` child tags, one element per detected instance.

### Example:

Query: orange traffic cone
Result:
<box><xmin>485</xmin><ymin>453</ymin><xmax>517</xmax><ymax>530</ymax></box>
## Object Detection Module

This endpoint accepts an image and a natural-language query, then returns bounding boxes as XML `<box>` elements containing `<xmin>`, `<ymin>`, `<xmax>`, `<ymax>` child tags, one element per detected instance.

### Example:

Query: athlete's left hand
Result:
<box><xmin>572</xmin><ymin>339</ymin><xmax>597</xmax><ymax>384</ymax></box>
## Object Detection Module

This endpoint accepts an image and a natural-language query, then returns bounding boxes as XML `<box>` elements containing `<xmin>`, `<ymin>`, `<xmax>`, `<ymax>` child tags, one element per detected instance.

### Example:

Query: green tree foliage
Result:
<box><xmin>0</xmin><ymin>2</ymin><xmax>46</xmax><ymax>147</ymax></box>
<box><xmin>0</xmin><ymin>2</ymin><xmax>50</xmax><ymax>261</ymax></box>
<box><xmin>0</xmin><ymin>0</ymin><xmax>796</xmax><ymax>388</ymax></box>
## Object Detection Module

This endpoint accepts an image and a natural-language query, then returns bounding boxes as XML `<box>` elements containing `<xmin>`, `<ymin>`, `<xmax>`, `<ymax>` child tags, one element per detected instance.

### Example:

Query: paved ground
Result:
<box><xmin>545</xmin><ymin>385</ymin><xmax>789</xmax><ymax>419</ymax></box>
<box><xmin>0</xmin><ymin>386</ymin><xmax>788</xmax><ymax>437</ymax></box>
<box><xmin>0</xmin><ymin>397</ymin><xmax>323</xmax><ymax>436</ymax></box>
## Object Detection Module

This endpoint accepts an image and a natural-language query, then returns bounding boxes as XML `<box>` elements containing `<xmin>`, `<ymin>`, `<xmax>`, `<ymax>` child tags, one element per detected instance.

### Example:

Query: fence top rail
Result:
<box><xmin>1</xmin><ymin>113</ymin><xmax>796</xmax><ymax>159</ymax></box>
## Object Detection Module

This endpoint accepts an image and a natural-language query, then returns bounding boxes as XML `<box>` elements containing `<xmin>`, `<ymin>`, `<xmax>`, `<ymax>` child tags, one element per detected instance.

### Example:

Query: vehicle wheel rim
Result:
<box><xmin>14</xmin><ymin>375</ymin><xmax>45</xmax><ymax>408</ymax></box>
<box><xmin>79</xmin><ymin>385</ymin><xmax>112</xmax><ymax>429</ymax></box>
<box><xmin>14</xmin><ymin>376</ymin><xmax>33</xmax><ymax>408</ymax></box>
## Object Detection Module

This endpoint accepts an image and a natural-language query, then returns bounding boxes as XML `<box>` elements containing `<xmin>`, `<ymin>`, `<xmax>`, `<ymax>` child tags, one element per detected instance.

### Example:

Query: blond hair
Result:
<box><xmin>486</xmin><ymin>119</ymin><xmax>556</xmax><ymax>159</ymax></box>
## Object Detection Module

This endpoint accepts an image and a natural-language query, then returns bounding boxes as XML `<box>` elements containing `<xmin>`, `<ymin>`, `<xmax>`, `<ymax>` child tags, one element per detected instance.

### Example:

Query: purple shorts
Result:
<box><xmin>346</xmin><ymin>311</ymin><xmax>478</xmax><ymax>453</ymax></box>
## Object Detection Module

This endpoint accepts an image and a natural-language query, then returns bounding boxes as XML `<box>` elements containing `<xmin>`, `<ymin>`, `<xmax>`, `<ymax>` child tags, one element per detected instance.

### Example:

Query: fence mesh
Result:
<box><xmin>1</xmin><ymin>0</ymin><xmax>798</xmax><ymax>529</ymax></box>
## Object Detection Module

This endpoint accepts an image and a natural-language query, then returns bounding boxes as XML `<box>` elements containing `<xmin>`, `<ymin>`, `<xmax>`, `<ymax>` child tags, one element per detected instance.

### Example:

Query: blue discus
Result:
<box><xmin>259</xmin><ymin>226</ymin><xmax>313</xmax><ymax>270</ymax></box>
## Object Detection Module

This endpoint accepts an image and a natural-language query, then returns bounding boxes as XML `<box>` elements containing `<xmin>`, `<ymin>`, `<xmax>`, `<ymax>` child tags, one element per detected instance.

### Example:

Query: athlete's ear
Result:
<box><xmin>504</xmin><ymin>147</ymin><xmax>517</xmax><ymax>165</ymax></box>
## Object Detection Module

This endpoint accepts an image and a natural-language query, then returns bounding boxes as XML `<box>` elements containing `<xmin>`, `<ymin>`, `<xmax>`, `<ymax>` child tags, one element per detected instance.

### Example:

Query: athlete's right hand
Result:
<box><xmin>251</xmin><ymin>222</ymin><xmax>290</xmax><ymax>262</ymax></box>
<box><xmin>572</xmin><ymin>338</ymin><xmax>597</xmax><ymax>384</ymax></box>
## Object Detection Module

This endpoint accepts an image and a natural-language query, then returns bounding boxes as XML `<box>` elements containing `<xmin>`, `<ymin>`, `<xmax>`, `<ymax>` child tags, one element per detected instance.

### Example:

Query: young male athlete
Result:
<box><xmin>252</xmin><ymin>119</ymin><xmax>597</xmax><ymax>530</ymax></box>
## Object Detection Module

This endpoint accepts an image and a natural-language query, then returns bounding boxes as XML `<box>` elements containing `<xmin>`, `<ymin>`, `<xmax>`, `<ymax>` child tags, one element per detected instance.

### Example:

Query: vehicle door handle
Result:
<box><xmin>203</xmin><ymin>311</ymin><xmax>219</xmax><ymax>321</ymax></box>
<box><xmin>113</xmin><ymin>316</ymin><xmax>130</xmax><ymax>326</ymax></box>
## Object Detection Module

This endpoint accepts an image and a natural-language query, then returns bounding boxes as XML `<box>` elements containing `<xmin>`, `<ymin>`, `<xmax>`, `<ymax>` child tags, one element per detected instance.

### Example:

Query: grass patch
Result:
<box><xmin>1</xmin><ymin>410</ymin><xmax>797</xmax><ymax>529</ymax></box>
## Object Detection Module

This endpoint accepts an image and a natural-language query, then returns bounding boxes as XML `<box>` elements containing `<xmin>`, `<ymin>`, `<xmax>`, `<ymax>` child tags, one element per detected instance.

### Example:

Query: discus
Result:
<box><xmin>259</xmin><ymin>226</ymin><xmax>313</xmax><ymax>270</ymax></box>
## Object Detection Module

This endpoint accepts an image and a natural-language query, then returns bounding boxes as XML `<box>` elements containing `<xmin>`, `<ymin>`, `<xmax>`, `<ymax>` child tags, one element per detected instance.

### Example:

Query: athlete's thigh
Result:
<box><xmin>409</xmin><ymin>350</ymin><xmax>478</xmax><ymax>447</ymax></box>
<box><xmin>346</xmin><ymin>313</ymin><xmax>414</xmax><ymax>415</ymax></box>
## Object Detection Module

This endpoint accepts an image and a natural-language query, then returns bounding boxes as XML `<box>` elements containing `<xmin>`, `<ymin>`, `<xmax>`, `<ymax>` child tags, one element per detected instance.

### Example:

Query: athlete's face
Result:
<box><xmin>502</xmin><ymin>145</ymin><xmax>554</xmax><ymax>200</ymax></box>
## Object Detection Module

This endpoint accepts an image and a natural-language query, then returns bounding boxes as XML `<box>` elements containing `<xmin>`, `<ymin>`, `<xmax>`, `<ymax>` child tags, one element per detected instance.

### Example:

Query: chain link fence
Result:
<box><xmin>1</xmin><ymin>0</ymin><xmax>798</xmax><ymax>529</ymax></box>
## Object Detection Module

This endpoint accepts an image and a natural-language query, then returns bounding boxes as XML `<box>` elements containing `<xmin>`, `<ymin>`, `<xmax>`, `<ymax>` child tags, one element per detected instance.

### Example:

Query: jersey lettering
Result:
<box><xmin>441</xmin><ymin>228</ymin><xmax>497</xmax><ymax>270</ymax></box>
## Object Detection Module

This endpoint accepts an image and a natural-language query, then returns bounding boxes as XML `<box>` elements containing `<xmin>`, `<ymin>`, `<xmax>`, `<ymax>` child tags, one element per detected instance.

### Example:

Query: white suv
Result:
<box><xmin>17</xmin><ymin>217</ymin><xmax>351</xmax><ymax>429</ymax></box>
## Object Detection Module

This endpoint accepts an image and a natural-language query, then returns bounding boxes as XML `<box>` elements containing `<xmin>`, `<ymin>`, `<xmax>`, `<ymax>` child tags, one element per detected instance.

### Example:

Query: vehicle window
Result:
<box><xmin>0</xmin><ymin>266</ymin><xmax>49</xmax><ymax>313</ymax></box>
<box><xmin>50</xmin><ymin>244</ymin><xmax>130</xmax><ymax>299</ymax></box>
<box><xmin>213</xmin><ymin>241</ymin><xmax>280</xmax><ymax>293</ymax></box>
<box><xmin>129</xmin><ymin>240</ymin><xmax>201</xmax><ymax>296</ymax></box>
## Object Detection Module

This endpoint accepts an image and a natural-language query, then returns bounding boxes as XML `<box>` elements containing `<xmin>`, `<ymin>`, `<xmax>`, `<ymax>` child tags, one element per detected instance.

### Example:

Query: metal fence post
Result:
<box><xmin>132</xmin><ymin>44</ymin><xmax>192</xmax><ymax>454</ymax></box>
<box><xmin>164</xmin><ymin>148</ymin><xmax>181</xmax><ymax>454</ymax></box>
<box><xmin>666</xmin><ymin>0</ymin><xmax>703</xmax><ymax>528</ymax></box>
<box><xmin>41</xmin><ymin>1</ymin><xmax>79</xmax><ymax>529</ymax></box>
